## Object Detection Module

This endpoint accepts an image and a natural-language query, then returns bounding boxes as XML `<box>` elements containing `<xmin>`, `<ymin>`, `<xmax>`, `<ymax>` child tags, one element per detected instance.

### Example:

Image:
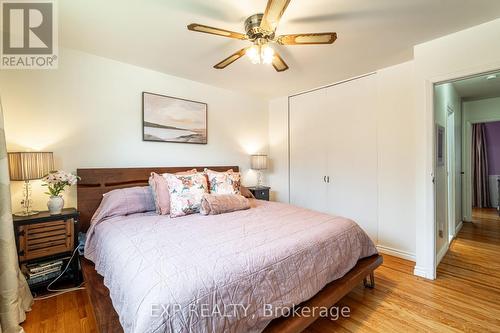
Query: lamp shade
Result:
<box><xmin>8</xmin><ymin>152</ymin><xmax>54</xmax><ymax>181</ymax></box>
<box><xmin>251</xmin><ymin>154</ymin><xmax>268</xmax><ymax>170</ymax></box>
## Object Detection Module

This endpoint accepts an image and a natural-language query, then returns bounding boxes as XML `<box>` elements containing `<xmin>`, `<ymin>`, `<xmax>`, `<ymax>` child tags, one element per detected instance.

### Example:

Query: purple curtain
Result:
<box><xmin>472</xmin><ymin>123</ymin><xmax>490</xmax><ymax>208</ymax></box>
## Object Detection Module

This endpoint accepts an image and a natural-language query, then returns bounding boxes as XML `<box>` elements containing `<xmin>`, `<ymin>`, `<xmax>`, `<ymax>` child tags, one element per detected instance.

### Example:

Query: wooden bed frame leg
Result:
<box><xmin>363</xmin><ymin>272</ymin><xmax>375</xmax><ymax>289</ymax></box>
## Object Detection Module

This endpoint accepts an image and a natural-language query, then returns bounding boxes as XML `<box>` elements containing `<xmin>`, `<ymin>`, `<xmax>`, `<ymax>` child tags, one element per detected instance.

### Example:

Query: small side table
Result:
<box><xmin>13</xmin><ymin>208</ymin><xmax>81</xmax><ymax>291</ymax></box>
<box><xmin>247</xmin><ymin>186</ymin><xmax>271</xmax><ymax>201</ymax></box>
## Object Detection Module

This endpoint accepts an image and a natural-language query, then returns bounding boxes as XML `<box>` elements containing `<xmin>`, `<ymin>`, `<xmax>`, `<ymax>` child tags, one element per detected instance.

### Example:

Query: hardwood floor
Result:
<box><xmin>305</xmin><ymin>208</ymin><xmax>500</xmax><ymax>333</ymax></box>
<box><xmin>22</xmin><ymin>209</ymin><xmax>500</xmax><ymax>332</ymax></box>
<box><xmin>21</xmin><ymin>288</ymin><xmax>97</xmax><ymax>333</ymax></box>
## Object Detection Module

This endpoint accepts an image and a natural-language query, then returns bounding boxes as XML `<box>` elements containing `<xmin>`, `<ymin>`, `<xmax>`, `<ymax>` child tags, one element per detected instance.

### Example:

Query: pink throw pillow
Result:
<box><xmin>149</xmin><ymin>169</ymin><xmax>196</xmax><ymax>215</ymax></box>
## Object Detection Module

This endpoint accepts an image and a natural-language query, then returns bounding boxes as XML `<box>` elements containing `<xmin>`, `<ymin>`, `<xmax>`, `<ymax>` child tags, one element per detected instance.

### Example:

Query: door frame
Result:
<box><xmin>446</xmin><ymin>105</ymin><xmax>456</xmax><ymax>243</ymax></box>
<box><xmin>418</xmin><ymin>66</ymin><xmax>500</xmax><ymax>280</ymax></box>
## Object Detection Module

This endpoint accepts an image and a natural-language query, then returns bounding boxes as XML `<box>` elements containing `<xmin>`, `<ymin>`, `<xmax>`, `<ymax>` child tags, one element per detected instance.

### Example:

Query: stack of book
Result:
<box><xmin>24</xmin><ymin>259</ymin><xmax>65</xmax><ymax>286</ymax></box>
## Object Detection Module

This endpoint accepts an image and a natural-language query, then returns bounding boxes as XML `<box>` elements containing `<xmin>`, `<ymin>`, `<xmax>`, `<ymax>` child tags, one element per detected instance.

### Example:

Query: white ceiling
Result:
<box><xmin>60</xmin><ymin>0</ymin><xmax>500</xmax><ymax>99</ymax></box>
<box><xmin>453</xmin><ymin>73</ymin><xmax>500</xmax><ymax>100</ymax></box>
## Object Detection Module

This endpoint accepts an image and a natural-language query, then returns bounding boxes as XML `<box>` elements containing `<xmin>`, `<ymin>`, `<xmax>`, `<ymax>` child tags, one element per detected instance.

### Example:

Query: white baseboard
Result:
<box><xmin>436</xmin><ymin>242</ymin><xmax>449</xmax><ymax>265</ymax></box>
<box><xmin>376</xmin><ymin>245</ymin><xmax>416</xmax><ymax>262</ymax></box>
<box><xmin>414</xmin><ymin>265</ymin><xmax>435</xmax><ymax>280</ymax></box>
<box><xmin>455</xmin><ymin>221</ymin><xmax>463</xmax><ymax>236</ymax></box>
<box><xmin>376</xmin><ymin>245</ymin><xmax>437</xmax><ymax>279</ymax></box>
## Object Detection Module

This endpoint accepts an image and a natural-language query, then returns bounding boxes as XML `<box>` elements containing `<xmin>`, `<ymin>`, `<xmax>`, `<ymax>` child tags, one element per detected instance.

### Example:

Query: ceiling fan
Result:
<box><xmin>187</xmin><ymin>0</ymin><xmax>337</xmax><ymax>72</ymax></box>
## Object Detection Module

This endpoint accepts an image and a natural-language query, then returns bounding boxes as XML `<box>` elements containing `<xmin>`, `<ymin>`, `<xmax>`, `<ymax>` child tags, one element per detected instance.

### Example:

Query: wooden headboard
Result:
<box><xmin>77</xmin><ymin>166</ymin><xmax>239</xmax><ymax>231</ymax></box>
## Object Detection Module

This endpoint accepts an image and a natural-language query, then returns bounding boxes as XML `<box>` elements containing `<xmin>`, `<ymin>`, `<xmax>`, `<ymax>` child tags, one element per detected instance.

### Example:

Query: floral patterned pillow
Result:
<box><xmin>205</xmin><ymin>169</ymin><xmax>241</xmax><ymax>195</ymax></box>
<box><xmin>165</xmin><ymin>172</ymin><xmax>208</xmax><ymax>218</ymax></box>
<box><xmin>149</xmin><ymin>169</ymin><xmax>197</xmax><ymax>215</ymax></box>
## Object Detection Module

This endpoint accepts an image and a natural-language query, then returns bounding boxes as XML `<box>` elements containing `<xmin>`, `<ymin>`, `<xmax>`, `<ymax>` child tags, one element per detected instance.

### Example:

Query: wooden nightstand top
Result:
<box><xmin>247</xmin><ymin>186</ymin><xmax>270</xmax><ymax>201</ymax></box>
<box><xmin>13</xmin><ymin>208</ymin><xmax>79</xmax><ymax>226</ymax></box>
<box><xmin>247</xmin><ymin>186</ymin><xmax>271</xmax><ymax>190</ymax></box>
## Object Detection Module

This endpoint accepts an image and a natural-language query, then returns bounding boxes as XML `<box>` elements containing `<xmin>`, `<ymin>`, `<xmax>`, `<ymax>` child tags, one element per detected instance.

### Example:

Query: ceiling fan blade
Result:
<box><xmin>272</xmin><ymin>52</ymin><xmax>289</xmax><ymax>72</ymax></box>
<box><xmin>187</xmin><ymin>23</ymin><xmax>247</xmax><ymax>40</ymax></box>
<box><xmin>278</xmin><ymin>32</ymin><xmax>337</xmax><ymax>45</ymax></box>
<box><xmin>260</xmin><ymin>0</ymin><xmax>291</xmax><ymax>32</ymax></box>
<box><xmin>214</xmin><ymin>48</ymin><xmax>248</xmax><ymax>69</ymax></box>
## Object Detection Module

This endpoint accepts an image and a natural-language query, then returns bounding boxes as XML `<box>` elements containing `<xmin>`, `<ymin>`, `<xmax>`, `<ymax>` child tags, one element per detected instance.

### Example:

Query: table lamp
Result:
<box><xmin>8</xmin><ymin>152</ymin><xmax>54</xmax><ymax>216</ymax></box>
<box><xmin>250</xmin><ymin>154</ymin><xmax>268</xmax><ymax>188</ymax></box>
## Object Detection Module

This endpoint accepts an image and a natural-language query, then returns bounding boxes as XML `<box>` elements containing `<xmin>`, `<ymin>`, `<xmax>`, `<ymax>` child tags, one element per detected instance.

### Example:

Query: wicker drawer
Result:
<box><xmin>18</xmin><ymin>218</ymin><xmax>74</xmax><ymax>262</ymax></box>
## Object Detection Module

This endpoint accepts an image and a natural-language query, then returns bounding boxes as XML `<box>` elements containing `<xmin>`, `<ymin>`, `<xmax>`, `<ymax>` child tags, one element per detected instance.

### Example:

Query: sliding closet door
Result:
<box><xmin>325</xmin><ymin>75</ymin><xmax>378</xmax><ymax>241</ymax></box>
<box><xmin>289</xmin><ymin>88</ymin><xmax>328</xmax><ymax>212</ymax></box>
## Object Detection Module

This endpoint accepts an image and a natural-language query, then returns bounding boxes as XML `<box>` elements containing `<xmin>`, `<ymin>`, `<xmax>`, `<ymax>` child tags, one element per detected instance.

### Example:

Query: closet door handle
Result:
<box><xmin>327</xmin><ymin>176</ymin><xmax>330</xmax><ymax>183</ymax></box>
<box><xmin>323</xmin><ymin>176</ymin><xmax>327</xmax><ymax>183</ymax></box>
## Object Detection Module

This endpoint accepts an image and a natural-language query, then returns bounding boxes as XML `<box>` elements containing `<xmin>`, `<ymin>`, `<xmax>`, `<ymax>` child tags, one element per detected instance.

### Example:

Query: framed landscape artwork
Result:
<box><xmin>142</xmin><ymin>92</ymin><xmax>207</xmax><ymax>144</ymax></box>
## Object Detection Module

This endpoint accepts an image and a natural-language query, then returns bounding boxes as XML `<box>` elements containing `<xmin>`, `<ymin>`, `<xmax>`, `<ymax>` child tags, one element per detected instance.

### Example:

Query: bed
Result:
<box><xmin>77</xmin><ymin>166</ymin><xmax>382</xmax><ymax>333</ymax></box>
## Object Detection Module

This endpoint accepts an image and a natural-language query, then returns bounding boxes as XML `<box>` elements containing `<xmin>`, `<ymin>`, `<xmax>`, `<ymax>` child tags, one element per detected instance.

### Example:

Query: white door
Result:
<box><xmin>435</xmin><ymin>124</ymin><xmax>448</xmax><ymax>259</ymax></box>
<box><xmin>446</xmin><ymin>108</ymin><xmax>455</xmax><ymax>242</ymax></box>
<box><xmin>289</xmin><ymin>88</ymin><xmax>328</xmax><ymax>212</ymax></box>
<box><xmin>325</xmin><ymin>76</ymin><xmax>378</xmax><ymax>241</ymax></box>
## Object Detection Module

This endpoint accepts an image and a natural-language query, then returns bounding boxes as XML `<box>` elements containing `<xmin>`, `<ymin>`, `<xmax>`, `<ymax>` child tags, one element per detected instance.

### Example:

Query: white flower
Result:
<box><xmin>42</xmin><ymin>170</ymin><xmax>79</xmax><ymax>195</ymax></box>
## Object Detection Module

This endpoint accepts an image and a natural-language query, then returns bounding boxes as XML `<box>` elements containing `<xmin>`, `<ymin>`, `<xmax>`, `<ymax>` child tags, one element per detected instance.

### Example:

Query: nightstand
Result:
<box><xmin>13</xmin><ymin>208</ymin><xmax>81</xmax><ymax>291</ymax></box>
<box><xmin>247</xmin><ymin>186</ymin><xmax>270</xmax><ymax>201</ymax></box>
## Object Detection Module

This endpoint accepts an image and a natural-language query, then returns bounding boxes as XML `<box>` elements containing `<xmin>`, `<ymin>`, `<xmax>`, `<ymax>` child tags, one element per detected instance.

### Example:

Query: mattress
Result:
<box><xmin>84</xmin><ymin>199</ymin><xmax>377</xmax><ymax>333</ymax></box>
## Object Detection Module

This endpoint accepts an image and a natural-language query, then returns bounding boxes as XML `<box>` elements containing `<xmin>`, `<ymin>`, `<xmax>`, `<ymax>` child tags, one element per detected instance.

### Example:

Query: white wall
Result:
<box><xmin>0</xmin><ymin>48</ymin><xmax>268</xmax><ymax>212</ymax></box>
<box><xmin>413</xmin><ymin>18</ymin><xmax>500</xmax><ymax>279</ymax></box>
<box><xmin>267</xmin><ymin>61</ymin><xmax>418</xmax><ymax>261</ymax></box>
<box><xmin>375</xmin><ymin>61</ymin><xmax>417</xmax><ymax>260</ymax></box>
<box><xmin>268</xmin><ymin>97</ymin><xmax>289</xmax><ymax>202</ymax></box>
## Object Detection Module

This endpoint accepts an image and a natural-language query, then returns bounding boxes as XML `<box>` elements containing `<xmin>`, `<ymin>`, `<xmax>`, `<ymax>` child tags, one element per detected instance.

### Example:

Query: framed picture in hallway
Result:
<box><xmin>142</xmin><ymin>92</ymin><xmax>207</xmax><ymax>144</ymax></box>
<box><xmin>436</xmin><ymin>125</ymin><xmax>445</xmax><ymax>166</ymax></box>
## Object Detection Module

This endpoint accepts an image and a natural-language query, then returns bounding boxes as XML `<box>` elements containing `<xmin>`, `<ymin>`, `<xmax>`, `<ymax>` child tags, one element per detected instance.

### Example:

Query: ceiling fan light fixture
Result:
<box><xmin>246</xmin><ymin>45</ymin><xmax>261</xmax><ymax>64</ymax></box>
<box><xmin>187</xmin><ymin>0</ymin><xmax>337</xmax><ymax>72</ymax></box>
<box><xmin>262</xmin><ymin>44</ymin><xmax>275</xmax><ymax>64</ymax></box>
<box><xmin>246</xmin><ymin>43</ymin><xmax>275</xmax><ymax>65</ymax></box>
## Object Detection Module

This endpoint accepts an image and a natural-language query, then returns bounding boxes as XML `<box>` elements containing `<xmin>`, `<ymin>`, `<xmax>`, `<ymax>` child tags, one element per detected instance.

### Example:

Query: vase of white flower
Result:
<box><xmin>47</xmin><ymin>195</ymin><xmax>64</xmax><ymax>215</ymax></box>
<box><xmin>42</xmin><ymin>170</ymin><xmax>80</xmax><ymax>215</ymax></box>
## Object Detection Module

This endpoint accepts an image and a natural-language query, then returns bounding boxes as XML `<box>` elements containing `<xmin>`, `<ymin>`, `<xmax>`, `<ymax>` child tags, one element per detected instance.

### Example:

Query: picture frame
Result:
<box><xmin>142</xmin><ymin>92</ymin><xmax>207</xmax><ymax>144</ymax></box>
<box><xmin>436</xmin><ymin>125</ymin><xmax>445</xmax><ymax>166</ymax></box>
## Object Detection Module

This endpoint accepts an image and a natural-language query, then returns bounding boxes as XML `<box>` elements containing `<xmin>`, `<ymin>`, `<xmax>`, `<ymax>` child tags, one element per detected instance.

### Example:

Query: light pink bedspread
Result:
<box><xmin>85</xmin><ymin>200</ymin><xmax>377</xmax><ymax>333</ymax></box>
